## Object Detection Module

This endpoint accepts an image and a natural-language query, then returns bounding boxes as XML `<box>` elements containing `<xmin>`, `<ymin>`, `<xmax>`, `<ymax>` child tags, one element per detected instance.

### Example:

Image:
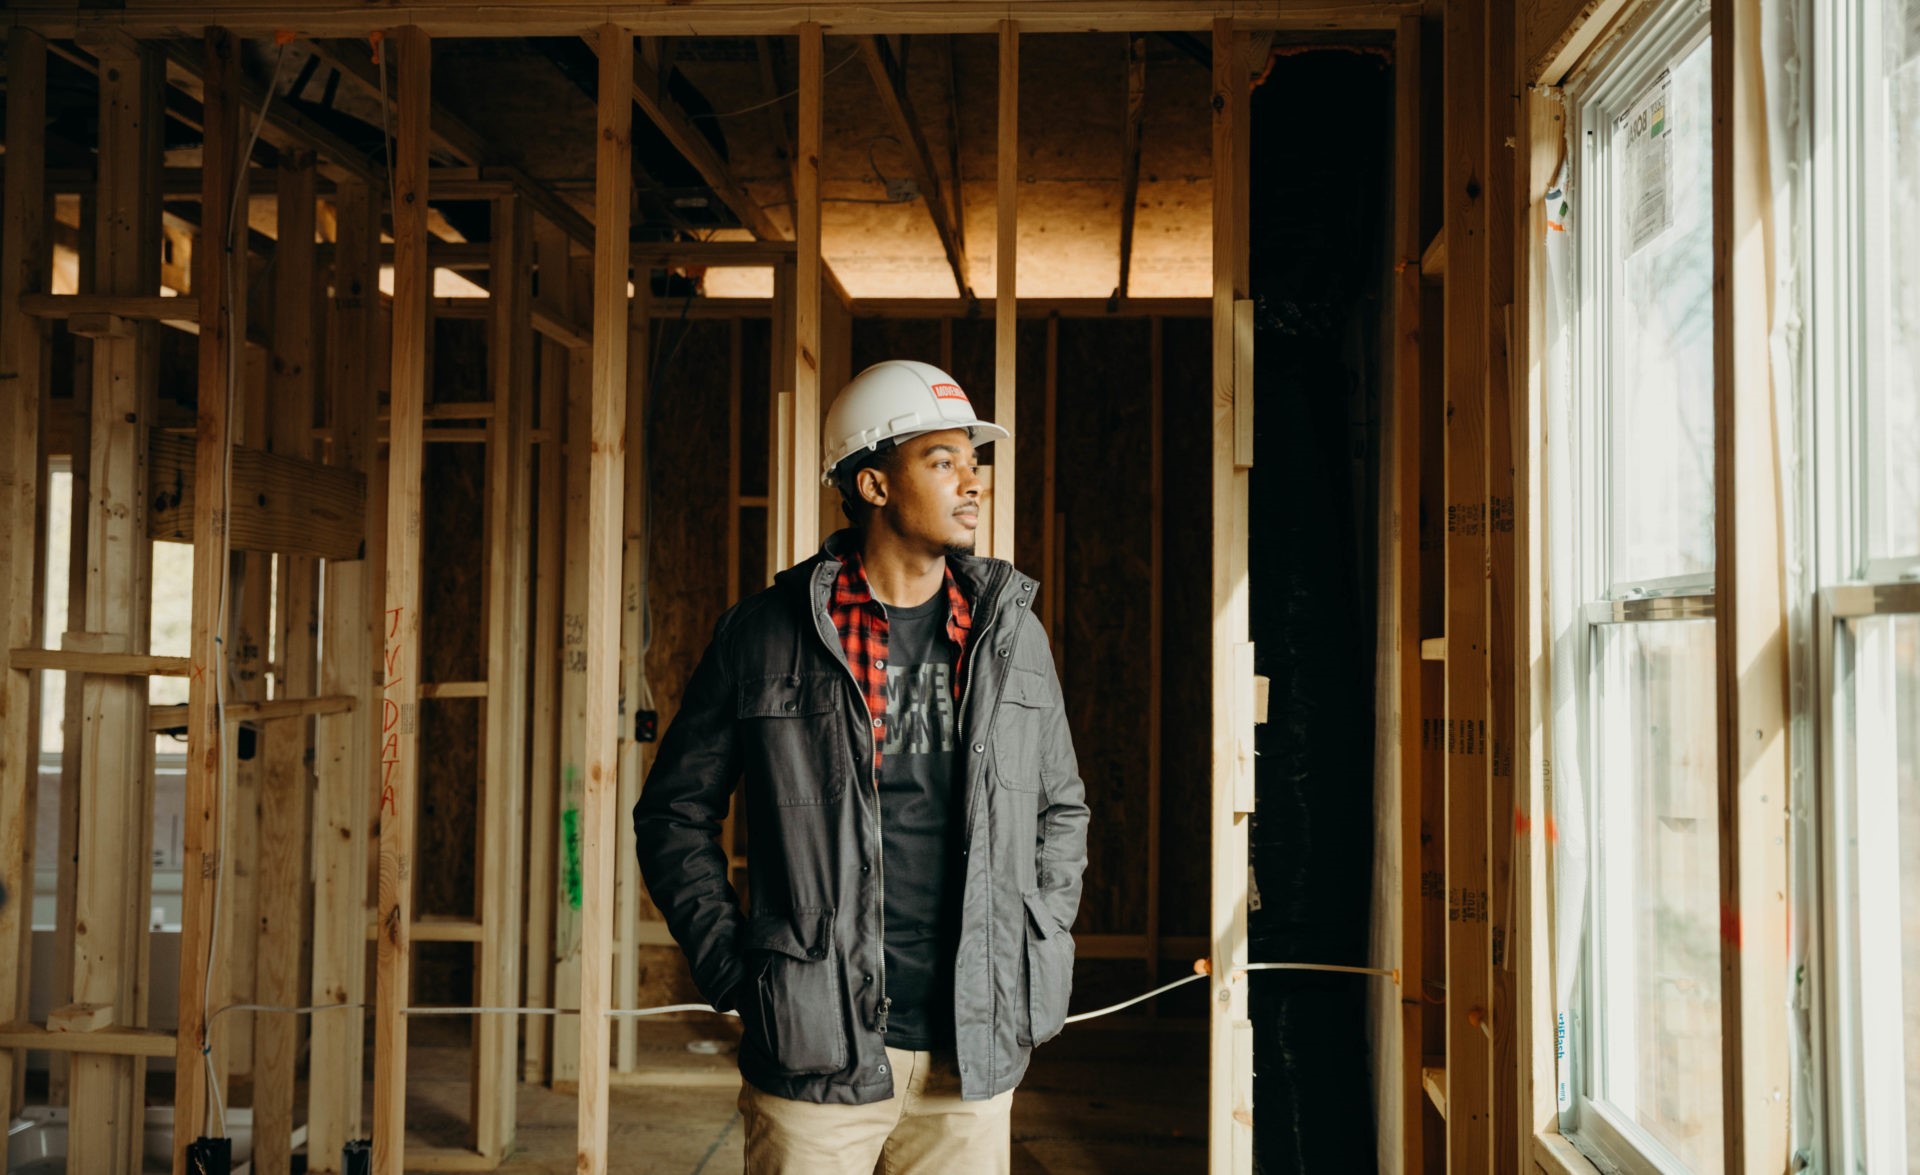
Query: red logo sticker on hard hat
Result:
<box><xmin>930</xmin><ymin>382</ymin><xmax>968</xmax><ymax>402</ymax></box>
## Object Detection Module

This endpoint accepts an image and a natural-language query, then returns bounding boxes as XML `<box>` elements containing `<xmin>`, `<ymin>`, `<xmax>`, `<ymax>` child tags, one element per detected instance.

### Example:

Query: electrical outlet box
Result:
<box><xmin>635</xmin><ymin>709</ymin><xmax>658</xmax><ymax>742</ymax></box>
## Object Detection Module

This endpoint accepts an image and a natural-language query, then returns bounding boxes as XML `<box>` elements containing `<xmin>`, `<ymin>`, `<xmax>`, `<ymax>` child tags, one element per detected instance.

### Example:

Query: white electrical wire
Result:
<box><xmin>200</xmin><ymin>960</ymin><xmax>1397</xmax><ymax>1046</ymax></box>
<box><xmin>200</xmin><ymin>39</ymin><xmax>289</xmax><ymax>1143</ymax></box>
<box><xmin>1062</xmin><ymin>972</ymin><xmax>1209</xmax><ymax>1024</ymax></box>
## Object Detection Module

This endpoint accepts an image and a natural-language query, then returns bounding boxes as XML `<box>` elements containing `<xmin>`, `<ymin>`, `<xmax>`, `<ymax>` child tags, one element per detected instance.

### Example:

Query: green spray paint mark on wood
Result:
<box><xmin>562</xmin><ymin>806</ymin><xmax>584</xmax><ymax>910</ymax></box>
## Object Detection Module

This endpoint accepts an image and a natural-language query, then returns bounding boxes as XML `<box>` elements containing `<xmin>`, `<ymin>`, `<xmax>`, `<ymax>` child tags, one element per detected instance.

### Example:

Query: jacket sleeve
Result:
<box><xmin>1032</xmin><ymin>634</ymin><xmax>1090</xmax><ymax>936</ymax></box>
<box><xmin>633</xmin><ymin>609</ymin><xmax>747</xmax><ymax>1011</ymax></box>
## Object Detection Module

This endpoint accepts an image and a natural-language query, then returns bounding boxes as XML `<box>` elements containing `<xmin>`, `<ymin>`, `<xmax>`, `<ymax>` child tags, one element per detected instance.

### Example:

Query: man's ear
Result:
<box><xmin>858</xmin><ymin>466</ymin><xmax>887</xmax><ymax>508</ymax></box>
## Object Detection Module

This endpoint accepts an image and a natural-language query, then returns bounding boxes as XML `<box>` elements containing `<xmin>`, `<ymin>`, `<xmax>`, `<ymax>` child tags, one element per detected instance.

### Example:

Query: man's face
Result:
<box><xmin>862</xmin><ymin>429</ymin><xmax>982</xmax><ymax>556</ymax></box>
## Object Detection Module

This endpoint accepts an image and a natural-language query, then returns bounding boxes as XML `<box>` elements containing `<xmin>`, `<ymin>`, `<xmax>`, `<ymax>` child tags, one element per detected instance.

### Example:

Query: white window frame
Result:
<box><xmin>1558</xmin><ymin>1</ymin><xmax>1720</xmax><ymax>1171</ymax></box>
<box><xmin>1808</xmin><ymin>0</ymin><xmax>1920</xmax><ymax>1168</ymax></box>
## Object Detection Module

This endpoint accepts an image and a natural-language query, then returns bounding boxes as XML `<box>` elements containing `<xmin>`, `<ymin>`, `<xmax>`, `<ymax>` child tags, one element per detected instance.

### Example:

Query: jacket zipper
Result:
<box><xmin>810</xmin><ymin>570</ymin><xmax>893</xmax><ymax>1036</ymax></box>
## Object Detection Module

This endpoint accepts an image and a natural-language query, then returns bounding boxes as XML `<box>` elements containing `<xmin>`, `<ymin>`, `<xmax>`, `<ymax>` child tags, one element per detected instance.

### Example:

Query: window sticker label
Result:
<box><xmin>1619</xmin><ymin>69</ymin><xmax>1675</xmax><ymax>255</ymax></box>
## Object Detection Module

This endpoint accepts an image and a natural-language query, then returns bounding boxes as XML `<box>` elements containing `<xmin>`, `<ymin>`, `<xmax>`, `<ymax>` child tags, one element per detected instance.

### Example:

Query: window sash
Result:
<box><xmin>1559</xmin><ymin>2</ymin><xmax>1719</xmax><ymax>1169</ymax></box>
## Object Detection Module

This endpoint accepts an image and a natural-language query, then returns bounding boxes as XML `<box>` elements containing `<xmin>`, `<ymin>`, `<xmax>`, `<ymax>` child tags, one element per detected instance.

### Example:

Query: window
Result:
<box><xmin>1812</xmin><ymin>0</ymin><xmax>1920</xmax><ymax>1168</ymax></box>
<box><xmin>1553</xmin><ymin>2</ymin><xmax>1724</xmax><ymax>1171</ymax></box>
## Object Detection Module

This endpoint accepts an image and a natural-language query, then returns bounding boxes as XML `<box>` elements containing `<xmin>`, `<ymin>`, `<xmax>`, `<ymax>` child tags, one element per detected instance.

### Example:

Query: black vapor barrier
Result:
<box><xmin>1247</xmin><ymin>46</ymin><xmax>1393</xmax><ymax>1175</ymax></box>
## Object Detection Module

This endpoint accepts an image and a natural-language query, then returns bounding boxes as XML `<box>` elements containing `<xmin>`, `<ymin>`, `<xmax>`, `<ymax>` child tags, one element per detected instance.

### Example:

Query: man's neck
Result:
<box><xmin>859</xmin><ymin>527</ymin><xmax>947</xmax><ymax>608</ymax></box>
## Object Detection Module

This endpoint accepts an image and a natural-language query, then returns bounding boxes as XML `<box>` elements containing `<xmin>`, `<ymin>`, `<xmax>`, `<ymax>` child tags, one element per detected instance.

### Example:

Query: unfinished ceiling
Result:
<box><xmin>235</xmin><ymin>32</ymin><xmax>1217</xmax><ymax>299</ymax></box>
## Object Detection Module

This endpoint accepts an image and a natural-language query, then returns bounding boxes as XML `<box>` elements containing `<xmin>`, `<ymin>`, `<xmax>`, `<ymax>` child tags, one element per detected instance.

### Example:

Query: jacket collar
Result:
<box><xmin>776</xmin><ymin>527</ymin><xmax>1021</xmax><ymax>622</ymax></box>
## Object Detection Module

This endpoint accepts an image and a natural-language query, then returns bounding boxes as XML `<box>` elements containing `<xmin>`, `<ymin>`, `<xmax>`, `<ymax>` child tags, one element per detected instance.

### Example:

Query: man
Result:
<box><xmin>635</xmin><ymin>359</ymin><xmax>1089</xmax><ymax>1173</ymax></box>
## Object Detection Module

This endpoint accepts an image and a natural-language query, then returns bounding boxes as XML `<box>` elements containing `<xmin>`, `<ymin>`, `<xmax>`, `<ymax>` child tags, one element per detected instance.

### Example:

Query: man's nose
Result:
<box><xmin>960</xmin><ymin>465</ymin><xmax>982</xmax><ymax>498</ymax></box>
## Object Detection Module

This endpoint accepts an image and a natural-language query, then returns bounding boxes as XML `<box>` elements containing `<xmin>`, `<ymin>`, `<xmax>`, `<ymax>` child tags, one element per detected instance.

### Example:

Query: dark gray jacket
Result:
<box><xmin>634</xmin><ymin>529</ymin><xmax>1089</xmax><ymax>1104</ymax></box>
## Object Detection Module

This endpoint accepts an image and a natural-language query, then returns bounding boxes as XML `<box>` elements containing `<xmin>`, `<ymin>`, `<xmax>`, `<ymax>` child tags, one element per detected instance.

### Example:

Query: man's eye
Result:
<box><xmin>937</xmin><ymin>460</ymin><xmax>952</xmax><ymax>469</ymax></box>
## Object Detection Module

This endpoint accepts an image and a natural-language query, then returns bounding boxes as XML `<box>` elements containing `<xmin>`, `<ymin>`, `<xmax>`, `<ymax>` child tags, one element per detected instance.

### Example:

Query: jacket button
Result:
<box><xmin>875</xmin><ymin>658</ymin><xmax>886</xmax><ymax>669</ymax></box>
<box><xmin>783</xmin><ymin>700</ymin><xmax>796</xmax><ymax>711</ymax></box>
<box><xmin>1021</xmin><ymin>582</ymin><xmax>1033</xmax><ymax>591</ymax></box>
<box><xmin>863</xmin><ymin>974</ymin><xmax>873</xmax><ymax>985</ymax></box>
<box><xmin>998</xmin><ymin>648</ymin><xmax>1009</xmax><ymax>658</ymax></box>
<box><xmin>809</xmin><ymin>947</ymin><xmax>825</xmax><ymax>959</ymax></box>
<box><xmin>878</xmin><ymin>1063</ymin><xmax>889</xmax><ymax>1074</ymax></box>
<box><xmin>973</xmin><ymin>743</ymin><xmax>984</xmax><ymax>753</ymax></box>
<box><xmin>861</xmin><ymin>863</ymin><xmax>870</xmax><ymax>874</ymax></box>
<box><xmin>1017</xmin><ymin>598</ymin><xmax>1027</xmax><ymax>607</ymax></box>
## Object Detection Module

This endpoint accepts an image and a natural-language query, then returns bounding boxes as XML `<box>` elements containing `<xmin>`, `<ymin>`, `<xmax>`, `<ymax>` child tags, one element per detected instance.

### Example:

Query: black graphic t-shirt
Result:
<box><xmin>876</xmin><ymin>589</ymin><xmax>961</xmax><ymax>1050</ymax></box>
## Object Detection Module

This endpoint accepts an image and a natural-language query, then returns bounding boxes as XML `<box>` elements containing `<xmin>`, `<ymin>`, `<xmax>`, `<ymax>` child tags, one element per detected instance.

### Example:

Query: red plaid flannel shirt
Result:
<box><xmin>829</xmin><ymin>548</ymin><xmax>973</xmax><ymax>779</ymax></box>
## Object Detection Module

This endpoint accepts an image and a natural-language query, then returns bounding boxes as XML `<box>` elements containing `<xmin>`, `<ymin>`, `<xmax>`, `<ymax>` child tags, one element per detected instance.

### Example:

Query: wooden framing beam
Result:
<box><xmin>628</xmin><ymin>37</ymin><xmax>784</xmax><ymax>241</ymax></box>
<box><xmin>522</xmin><ymin>216</ymin><xmax>569</xmax><ymax>1086</ymax></box>
<box><xmin>1483</xmin><ymin>1</ymin><xmax>1520</xmax><ymax>1170</ymax></box>
<box><xmin>48</xmin><ymin>191</ymin><xmax>96</xmax><ymax>1114</ymax></box>
<box><xmin>147</xmin><ymin>431</ymin><xmax>366</xmax><ymax>559</ymax></box>
<box><xmin>1441</xmin><ymin>0</ymin><xmax>1492</xmax><ymax>1168</ymax></box>
<box><xmin>476</xmin><ymin>192</ymin><xmax>535</xmax><ymax>1160</ymax></box>
<box><xmin>1389</xmin><ymin>14</ymin><xmax>1427</xmax><ymax>1173</ymax></box>
<box><xmin>1710</xmin><ymin>0</ymin><xmax>1790</xmax><ymax>1168</ymax></box>
<box><xmin>372</xmin><ymin>26</ymin><xmax>431</xmax><ymax>1175</ymax></box>
<box><xmin>756</xmin><ymin>36</ymin><xmax>800</xmax><ymax>238</ymax></box>
<box><xmin>1146</xmin><ymin>315</ymin><xmax>1164</xmax><ymax>986</ymax></box>
<box><xmin>254</xmin><ymin>147</ymin><xmax>320</xmax><ymax>1175</ymax></box>
<box><xmin>430</xmin><ymin>167</ymin><xmax>597</xmax><ymax>249</ymax></box>
<box><xmin>220</xmin><ymin>333</ymin><xmax>271</xmax><ymax>1089</ymax></box>
<box><xmin>175</xmin><ymin>27</ymin><xmax>236</xmax><ymax>1175</ymax></box>
<box><xmin>158</xmin><ymin>38</ymin><xmax>378</xmax><ymax>185</ymax></box>
<box><xmin>309</xmin><ymin>176</ymin><xmax>378</xmax><ymax>1173</ymax></box>
<box><xmin>858</xmin><ymin>35</ymin><xmax>971</xmax><ymax>298</ymax></box>
<box><xmin>76</xmin><ymin>31</ymin><xmax>163</xmax><ymax>1174</ymax></box>
<box><xmin>771</xmin><ymin>260</ymin><xmax>797</xmax><ymax>571</ymax></box>
<box><xmin>614</xmin><ymin>273</ymin><xmax>653</xmax><ymax>1073</ymax></box>
<box><xmin>20</xmin><ymin>292</ymin><xmax>198</xmax><ymax>324</ymax></box>
<box><xmin>549</xmin><ymin>251</ymin><xmax>592</xmax><ymax>1089</ymax></box>
<box><xmin>1117</xmin><ymin>33</ymin><xmax>1147</xmax><ymax>299</ymax></box>
<box><xmin>944</xmin><ymin>36</ymin><xmax>969</xmax><ymax>302</ymax></box>
<box><xmin>10</xmin><ymin>3</ymin><xmax>1425</xmax><ymax>38</ymax></box>
<box><xmin>787</xmin><ymin>24</ymin><xmax>824</xmax><ymax>567</ymax></box>
<box><xmin>1207</xmin><ymin>18</ymin><xmax>1257</xmax><ymax>1175</ymax></box>
<box><xmin>307</xmin><ymin>37</ymin><xmax>488</xmax><ymax>164</ymax></box>
<box><xmin>1516</xmin><ymin>77</ymin><xmax>1565</xmax><ymax>1175</ymax></box>
<box><xmin>991</xmin><ymin>20</ymin><xmax>1018</xmax><ymax>565</ymax></box>
<box><xmin>576</xmin><ymin>24</ymin><xmax>633</xmax><ymax>1175</ymax></box>
<box><xmin>853</xmin><ymin>297</ymin><xmax>1212</xmax><ymax>319</ymax></box>
<box><xmin>0</xmin><ymin>25</ymin><xmax>52</xmax><ymax>1126</ymax></box>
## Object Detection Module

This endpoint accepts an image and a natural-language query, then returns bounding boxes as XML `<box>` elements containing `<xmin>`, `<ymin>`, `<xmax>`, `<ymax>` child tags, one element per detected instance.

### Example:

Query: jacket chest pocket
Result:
<box><xmin>741</xmin><ymin>907</ymin><xmax>849</xmax><ymax>1075</ymax></box>
<box><xmin>739</xmin><ymin>673</ymin><xmax>851</xmax><ymax>807</ymax></box>
<box><xmin>990</xmin><ymin>667</ymin><xmax>1054</xmax><ymax>793</ymax></box>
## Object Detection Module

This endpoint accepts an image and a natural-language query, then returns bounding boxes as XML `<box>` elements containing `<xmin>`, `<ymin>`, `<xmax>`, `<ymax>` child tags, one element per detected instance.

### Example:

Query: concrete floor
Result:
<box><xmin>399</xmin><ymin>1018</ymin><xmax>1207</xmax><ymax>1174</ymax></box>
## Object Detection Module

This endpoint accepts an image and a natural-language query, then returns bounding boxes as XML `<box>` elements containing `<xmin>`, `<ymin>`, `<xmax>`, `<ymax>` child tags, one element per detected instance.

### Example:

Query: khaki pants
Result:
<box><xmin>738</xmin><ymin>1048</ymin><xmax>1013</xmax><ymax>1174</ymax></box>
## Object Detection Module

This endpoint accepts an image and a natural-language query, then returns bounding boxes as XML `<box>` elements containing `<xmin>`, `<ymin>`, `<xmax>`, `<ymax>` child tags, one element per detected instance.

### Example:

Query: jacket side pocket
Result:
<box><xmin>1017</xmin><ymin>891</ymin><xmax>1074</xmax><ymax>1047</ymax></box>
<box><xmin>741</xmin><ymin>907</ymin><xmax>848</xmax><ymax>1075</ymax></box>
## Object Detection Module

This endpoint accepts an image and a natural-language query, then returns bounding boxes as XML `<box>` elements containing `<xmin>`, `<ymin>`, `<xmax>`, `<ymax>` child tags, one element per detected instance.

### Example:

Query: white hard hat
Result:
<box><xmin>820</xmin><ymin>359</ymin><xmax>1010</xmax><ymax>487</ymax></box>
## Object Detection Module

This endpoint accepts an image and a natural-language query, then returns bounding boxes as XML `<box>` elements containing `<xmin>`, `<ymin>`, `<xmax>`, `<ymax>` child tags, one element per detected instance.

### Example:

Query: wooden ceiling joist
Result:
<box><xmin>157</xmin><ymin>37</ymin><xmax>380</xmax><ymax>185</ymax></box>
<box><xmin>622</xmin><ymin>35</ymin><xmax>785</xmax><ymax>242</ymax></box>
<box><xmin>1117</xmin><ymin>32</ymin><xmax>1147</xmax><ymax>299</ymax></box>
<box><xmin>303</xmin><ymin>37</ymin><xmax>489</xmax><ymax>166</ymax></box>
<box><xmin>858</xmin><ymin>35</ymin><xmax>971</xmax><ymax>299</ymax></box>
<box><xmin>10</xmin><ymin>2</ymin><xmax>1422</xmax><ymax>38</ymax></box>
<box><xmin>433</xmin><ymin>167</ymin><xmax>596</xmax><ymax>247</ymax></box>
